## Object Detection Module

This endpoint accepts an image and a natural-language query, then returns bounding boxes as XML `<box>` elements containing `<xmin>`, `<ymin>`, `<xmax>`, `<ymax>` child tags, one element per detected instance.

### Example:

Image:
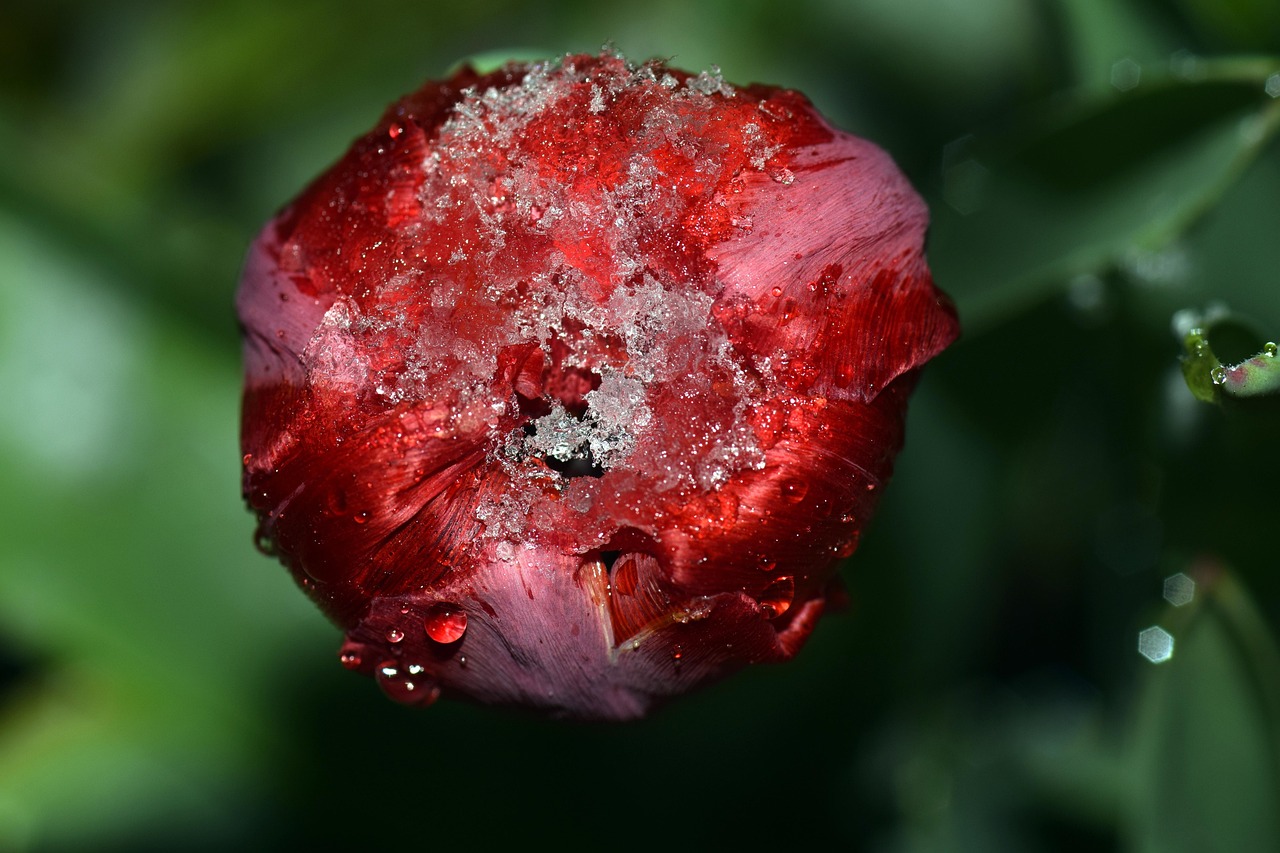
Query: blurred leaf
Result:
<box><xmin>0</xmin><ymin>214</ymin><xmax>331</xmax><ymax>848</ymax></box>
<box><xmin>929</xmin><ymin>60</ymin><xmax>1280</xmax><ymax>334</ymax></box>
<box><xmin>1170</xmin><ymin>0</ymin><xmax>1280</xmax><ymax>53</ymax></box>
<box><xmin>1128</xmin><ymin>564</ymin><xmax>1280</xmax><ymax>853</ymax></box>
<box><xmin>1058</xmin><ymin>0</ymin><xmax>1182</xmax><ymax>92</ymax></box>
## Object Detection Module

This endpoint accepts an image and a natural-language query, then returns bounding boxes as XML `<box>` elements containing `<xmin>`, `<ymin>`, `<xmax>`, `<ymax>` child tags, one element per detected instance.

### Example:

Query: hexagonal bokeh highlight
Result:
<box><xmin>1162</xmin><ymin>572</ymin><xmax>1195</xmax><ymax>607</ymax></box>
<box><xmin>1138</xmin><ymin>626</ymin><xmax>1174</xmax><ymax>663</ymax></box>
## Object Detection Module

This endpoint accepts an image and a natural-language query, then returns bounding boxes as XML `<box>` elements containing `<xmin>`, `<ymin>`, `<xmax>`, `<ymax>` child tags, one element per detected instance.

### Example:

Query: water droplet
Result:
<box><xmin>758</xmin><ymin>575</ymin><xmax>795</xmax><ymax>618</ymax></box>
<box><xmin>375</xmin><ymin>660</ymin><xmax>441</xmax><ymax>706</ymax></box>
<box><xmin>771</xmin><ymin>285</ymin><xmax>783</xmax><ymax>297</ymax></box>
<box><xmin>1210</xmin><ymin>366</ymin><xmax>1226</xmax><ymax>385</ymax></box>
<box><xmin>325</xmin><ymin>488</ymin><xmax>349</xmax><ymax>516</ymax></box>
<box><xmin>388</xmin><ymin>121</ymin><xmax>404</xmax><ymax>139</ymax></box>
<box><xmin>779</xmin><ymin>297</ymin><xmax>798</xmax><ymax>323</ymax></box>
<box><xmin>835</xmin><ymin>363</ymin><xmax>855</xmax><ymax>388</ymax></box>
<box><xmin>242</xmin><ymin>453</ymin><xmax>253</xmax><ymax>466</ymax></box>
<box><xmin>386</xmin><ymin>627</ymin><xmax>405</xmax><ymax>644</ymax></box>
<box><xmin>424</xmin><ymin>603</ymin><xmax>468</xmax><ymax>644</ymax></box>
<box><xmin>779</xmin><ymin>478</ymin><xmax>808</xmax><ymax>504</ymax></box>
<box><xmin>253</xmin><ymin>529</ymin><xmax>277</xmax><ymax>557</ymax></box>
<box><xmin>1263</xmin><ymin>341</ymin><xmax>1278</xmax><ymax>357</ymax></box>
<box><xmin>338</xmin><ymin>640</ymin><xmax>365</xmax><ymax>670</ymax></box>
<box><xmin>672</xmin><ymin>644</ymin><xmax>683</xmax><ymax>666</ymax></box>
<box><xmin>353</xmin><ymin>511</ymin><xmax>370</xmax><ymax>524</ymax></box>
<box><xmin>835</xmin><ymin>533</ymin><xmax>860</xmax><ymax>558</ymax></box>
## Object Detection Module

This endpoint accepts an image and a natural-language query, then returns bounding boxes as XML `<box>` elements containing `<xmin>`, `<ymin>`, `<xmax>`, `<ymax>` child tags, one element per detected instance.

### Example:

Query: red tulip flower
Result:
<box><xmin>238</xmin><ymin>52</ymin><xmax>958</xmax><ymax>720</ymax></box>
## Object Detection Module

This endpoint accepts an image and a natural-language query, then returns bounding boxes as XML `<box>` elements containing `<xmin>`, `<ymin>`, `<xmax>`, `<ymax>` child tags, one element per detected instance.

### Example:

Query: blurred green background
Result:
<box><xmin>2</xmin><ymin>1</ymin><xmax>1279</xmax><ymax>850</ymax></box>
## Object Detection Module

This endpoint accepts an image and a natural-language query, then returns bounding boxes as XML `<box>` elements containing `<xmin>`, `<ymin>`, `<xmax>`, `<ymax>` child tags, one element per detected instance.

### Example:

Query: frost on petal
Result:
<box><xmin>238</xmin><ymin>52</ymin><xmax>959</xmax><ymax>720</ymax></box>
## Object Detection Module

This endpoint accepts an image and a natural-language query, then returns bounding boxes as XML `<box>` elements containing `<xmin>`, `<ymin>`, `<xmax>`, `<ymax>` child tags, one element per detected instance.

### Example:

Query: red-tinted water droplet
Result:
<box><xmin>253</xmin><ymin>529</ymin><xmax>277</xmax><ymax>557</ymax></box>
<box><xmin>375</xmin><ymin>660</ymin><xmax>441</xmax><ymax>707</ymax></box>
<box><xmin>757</xmin><ymin>556</ymin><xmax>777</xmax><ymax>573</ymax></box>
<box><xmin>672</xmin><ymin>644</ymin><xmax>683</xmax><ymax>665</ymax></box>
<box><xmin>835</xmin><ymin>532</ymin><xmax>860</xmax><ymax>558</ymax></box>
<box><xmin>759</xmin><ymin>575</ymin><xmax>795</xmax><ymax>619</ymax></box>
<box><xmin>388</xmin><ymin>121</ymin><xmax>404</xmax><ymax>139</ymax></box>
<box><xmin>780</xmin><ymin>298</ymin><xmax>798</xmax><ymax>324</ymax></box>
<box><xmin>780</xmin><ymin>478</ymin><xmax>809</xmax><ymax>504</ymax></box>
<box><xmin>771</xmin><ymin>285</ymin><xmax>783</xmax><ymax>297</ymax></box>
<box><xmin>353</xmin><ymin>511</ymin><xmax>369</xmax><ymax>524</ymax></box>
<box><xmin>242</xmin><ymin>453</ymin><xmax>253</xmax><ymax>466</ymax></box>
<box><xmin>325</xmin><ymin>488</ymin><xmax>349</xmax><ymax>516</ymax></box>
<box><xmin>424</xmin><ymin>603</ymin><xmax>468</xmax><ymax>644</ymax></box>
<box><xmin>386</xmin><ymin>627</ymin><xmax>405</xmax><ymax>644</ymax></box>
<box><xmin>835</xmin><ymin>363</ymin><xmax>855</xmax><ymax>388</ymax></box>
<box><xmin>338</xmin><ymin>640</ymin><xmax>365</xmax><ymax>670</ymax></box>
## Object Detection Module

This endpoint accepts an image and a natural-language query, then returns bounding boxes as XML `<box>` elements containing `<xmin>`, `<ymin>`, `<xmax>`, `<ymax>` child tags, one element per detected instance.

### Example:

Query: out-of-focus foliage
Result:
<box><xmin>0</xmin><ymin>1</ymin><xmax>1277</xmax><ymax>850</ymax></box>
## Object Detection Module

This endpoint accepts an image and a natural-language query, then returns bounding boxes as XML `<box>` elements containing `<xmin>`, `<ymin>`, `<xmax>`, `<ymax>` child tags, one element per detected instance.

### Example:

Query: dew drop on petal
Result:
<box><xmin>758</xmin><ymin>575</ymin><xmax>795</xmax><ymax>618</ymax></box>
<box><xmin>424</xmin><ymin>603</ymin><xmax>468</xmax><ymax>643</ymax></box>
<box><xmin>375</xmin><ymin>660</ymin><xmax>442</xmax><ymax>706</ymax></box>
<box><xmin>253</xmin><ymin>529</ymin><xmax>277</xmax><ymax>557</ymax></box>
<box><xmin>338</xmin><ymin>641</ymin><xmax>364</xmax><ymax>670</ymax></box>
<box><xmin>779</xmin><ymin>478</ymin><xmax>808</xmax><ymax>504</ymax></box>
<box><xmin>325</xmin><ymin>488</ymin><xmax>349</xmax><ymax>516</ymax></box>
<box><xmin>386</xmin><ymin>627</ymin><xmax>405</xmax><ymax>644</ymax></box>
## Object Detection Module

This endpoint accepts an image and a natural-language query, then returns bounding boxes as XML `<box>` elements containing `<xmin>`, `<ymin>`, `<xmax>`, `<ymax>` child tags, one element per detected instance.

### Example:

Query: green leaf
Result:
<box><xmin>0</xmin><ymin>214</ymin><xmax>332</xmax><ymax>848</ymax></box>
<box><xmin>1128</xmin><ymin>565</ymin><xmax>1280</xmax><ymax>853</ymax></box>
<box><xmin>929</xmin><ymin>59</ymin><xmax>1280</xmax><ymax>334</ymax></box>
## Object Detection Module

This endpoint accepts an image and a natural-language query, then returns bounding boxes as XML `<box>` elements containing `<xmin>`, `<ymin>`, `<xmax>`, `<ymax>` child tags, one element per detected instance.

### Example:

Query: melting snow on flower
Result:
<box><xmin>238</xmin><ymin>52</ymin><xmax>959</xmax><ymax>719</ymax></box>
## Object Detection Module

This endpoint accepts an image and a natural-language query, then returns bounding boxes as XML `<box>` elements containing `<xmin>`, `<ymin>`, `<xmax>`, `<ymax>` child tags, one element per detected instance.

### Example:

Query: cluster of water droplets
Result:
<box><xmin>338</xmin><ymin>600</ymin><xmax>471</xmax><ymax>706</ymax></box>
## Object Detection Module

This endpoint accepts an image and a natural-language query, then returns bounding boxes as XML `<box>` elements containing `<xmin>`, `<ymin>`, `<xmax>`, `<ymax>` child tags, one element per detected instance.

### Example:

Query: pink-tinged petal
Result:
<box><xmin>337</xmin><ymin>545</ymin><xmax>828</xmax><ymax>720</ymax></box>
<box><xmin>238</xmin><ymin>52</ymin><xmax>959</xmax><ymax>719</ymax></box>
<box><xmin>710</xmin><ymin>142</ymin><xmax>957</xmax><ymax>401</ymax></box>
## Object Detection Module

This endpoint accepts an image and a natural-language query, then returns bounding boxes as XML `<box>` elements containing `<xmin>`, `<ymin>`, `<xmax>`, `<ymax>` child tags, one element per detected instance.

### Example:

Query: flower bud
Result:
<box><xmin>238</xmin><ymin>52</ymin><xmax>959</xmax><ymax>719</ymax></box>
